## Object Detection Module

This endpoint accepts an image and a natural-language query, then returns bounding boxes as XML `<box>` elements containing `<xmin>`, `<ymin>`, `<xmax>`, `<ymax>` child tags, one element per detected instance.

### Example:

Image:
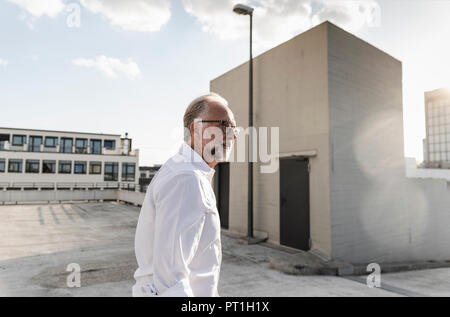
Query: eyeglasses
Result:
<box><xmin>198</xmin><ymin>120</ymin><xmax>239</xmax><ymax>136</ymax></box>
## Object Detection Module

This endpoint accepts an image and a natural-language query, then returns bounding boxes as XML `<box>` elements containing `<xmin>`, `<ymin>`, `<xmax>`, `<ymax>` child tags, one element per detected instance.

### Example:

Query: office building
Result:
<box><xmin>0</xmin><ymin>127</ymin><xmax>139</xmax><ymax>189</ymax></box>
<box><xmin>422</xmin><ymin>88</ymin><xmax>450</xmax><ymax>168</ymax></box>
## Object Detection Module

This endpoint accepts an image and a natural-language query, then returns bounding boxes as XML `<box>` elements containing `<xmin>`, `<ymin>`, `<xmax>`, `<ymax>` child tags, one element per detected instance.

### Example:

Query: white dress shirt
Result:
<box><xmin>133</xmin><ymin>142</ymin><xmax>222</xmax><ymax>297</ymax></box>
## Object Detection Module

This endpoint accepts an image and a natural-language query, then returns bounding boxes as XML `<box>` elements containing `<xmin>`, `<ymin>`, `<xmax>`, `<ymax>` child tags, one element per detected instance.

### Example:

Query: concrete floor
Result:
<box><xmin>0</xmin><ymin>202</ymin><xmax>449</xmax><ymax>297</ymax></box>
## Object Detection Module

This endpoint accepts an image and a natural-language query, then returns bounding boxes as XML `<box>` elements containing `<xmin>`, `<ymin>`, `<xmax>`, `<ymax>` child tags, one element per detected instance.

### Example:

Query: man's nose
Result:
<box><xmin>226</xmin><ymin>134</ymin><xmax>236</xmax><ymax>142</ymax></box>
<box><xmin>225</xmin><ymin>128</ymin><xmax>238</xmax><ymax>139</ymax></box>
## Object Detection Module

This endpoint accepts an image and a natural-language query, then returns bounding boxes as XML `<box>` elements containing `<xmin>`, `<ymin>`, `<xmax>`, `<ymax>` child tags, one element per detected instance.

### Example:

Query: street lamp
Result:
<box><xmin>233</xmin><ymin>4</ymin><xmax>265</xmax><ymax>244</ymax></box>
<box><xmin>233</xmin><ymin>3</ymin><xmax>254</xmax><ymax>15</ymax></box>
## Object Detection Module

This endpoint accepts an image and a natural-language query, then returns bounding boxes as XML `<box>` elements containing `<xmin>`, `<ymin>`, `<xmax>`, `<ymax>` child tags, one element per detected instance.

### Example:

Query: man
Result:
<box><xmin>133</xmin><ymin>93</ymin><xmax>238</xmax><ymax>297</ymax></box>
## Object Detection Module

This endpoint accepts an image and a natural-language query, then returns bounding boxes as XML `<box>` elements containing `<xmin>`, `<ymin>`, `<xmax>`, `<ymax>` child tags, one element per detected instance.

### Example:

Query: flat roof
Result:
<box><xmin>0</xmin><ymin>127</ymin><xmax>122</xmax><ymax>137</ymax></box>
<box><xmin>210</xmin><ymin>21</ymin><xmax>402</xmax><ymax>84</ymax></box>
<box><xmin>425</xmin><ymin>88</ymin><xmax>450</xmax><ymax>97</ymax></box>
<box><xmin>139</xmin><ymin>166</ymin><xmax>161</xmax><ymax>171</ymax></box>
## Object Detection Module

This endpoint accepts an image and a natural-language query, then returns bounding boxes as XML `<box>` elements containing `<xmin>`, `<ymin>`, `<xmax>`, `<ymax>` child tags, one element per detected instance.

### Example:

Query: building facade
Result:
<box><xmin>423</xmin><ymin>88</ymin><xmax>450</xmax><ymax>169</ymax></box>
<box><xmin>0</xmin><ymin>127</ymin><xmax>139</xmax><ymax>189</ymax></box>
<box><xmin>138</xmin><ymin>165</ymin><xmax>161</xmax><ymax>192</ymax></box>
<box><xmin>211</xmin><ymin>22</ymin><xmax>450</xmax><ymax>264</ymax></box>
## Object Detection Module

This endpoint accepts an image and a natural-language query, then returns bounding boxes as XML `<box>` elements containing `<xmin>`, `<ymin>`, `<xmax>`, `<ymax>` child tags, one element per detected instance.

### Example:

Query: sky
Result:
<box><xmin>1</xmin><ymin>0</ymin><xmax>449</xmax><ymax>166</ymax></box>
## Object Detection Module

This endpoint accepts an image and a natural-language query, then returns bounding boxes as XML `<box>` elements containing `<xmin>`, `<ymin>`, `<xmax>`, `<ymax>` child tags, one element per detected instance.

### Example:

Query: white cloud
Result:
<box><xmin>80</xmin><ymin>0</ymin><xmax>171</xmax><ymax>32</ymax></box>
<box><xmin>72</xmin><ymin>55</ymin><xmax>141</xmax><ymax>80</ymax></box>
<box><xmin>183</xmin><ymin>0</ymin><xmax>381</xmax><ymax>52</ymax></box>
<box><xmin>183</xmin><ymin>0</ymin><xmax>312</xmax><ymax>51</ymax></box>
<box><xmin>312</xmin><ymin>0</ymin><xmax>381</xmax><ymax>32</ymax></box>
<box><xmin>0</xmin><ymin>58</ymin><xmax>8</xmax><ymax>66</ymax></box>
<box><xmin>8</xmin><ymin>0</ymin><xmax>65</xmax><ymax>18</ymax></box>
<box><xmin>18</xmin><ymin>11</ymin><xmax>35</xmax><ymax>30</ymax></box>
<box><xmin>183</xmin><ymin>0</ymin><xmax>249</xmax><ymax>41</ymax></box>
<box><xmin>8</xmin><ymin>0</ymin><xmax>171</xmax><ymax>33</ymax></box>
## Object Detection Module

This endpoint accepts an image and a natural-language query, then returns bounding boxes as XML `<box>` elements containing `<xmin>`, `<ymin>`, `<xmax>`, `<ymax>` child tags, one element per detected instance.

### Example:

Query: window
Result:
<box><xmin>59</xmin><ymin>161</ymin><xmax>72</xmax><ymax>174</ymax></box>
<box><xmin>8</xmin><ymin>159</ymin><xmax>23</xmax><ymax>173</ymax></box>
<box><xmin>0</xmin><ymin>159</ymin><xmax>5</xmax><ymax>172</ymax></box>
<box><xmin>75</xmin><ymin>138</ymin><xmax>88</xmax><ymax>154</ymax></box>
<box><xmin>45</xmin><ymin>137</ymin><xmax>58</xmax><ymax>147</ymax></box>
<box><xmin>60</xmin><ymin>138</ymin><xmax>73</xmax><ymax>153</ymax></box>
<box><xmin>29</xmin><ymin>136</ymin><xmax>43</xmax><ymax>152</ymax></box>
<box><xmin>140</xmin><ymin>173</ymin><xmax>146</xmax><ymax>178</ymax></box>
<box><xmin>89</xmin><ymin>162</ymin><xmax>102</xmax><ymax>175</ymax></box>
<box><xmin>26</xmin><ymin>160</ymin><xmax>40</xmax><ymax>173</ymax></box>
<box><xmin>12</xmin><ymin>135</ymin><xmax>26</xmax><ymax>146</ymax></box>
<box><xmin>90</xmin><ymin>139</ymin><xmax>102</xmax><ymax>155</ymax></box>
<box><xmin>74</xmin><ymin>161</ymin><xmax>87</xmax><ymax>174</ymax></box>
<box><xmin>122</xmin><ymin>163</ymin><xmax>135</xmax><ymax>181</ymax></box>
<box><xmin>104</xmin><ymin>140</ymin><xmax>116</xmax><ymax>150</ymax></box>
<box><xmin>42</xmin><ymin>160</ymin><xmax>56</xmax><ymax>174</ymax></box>
<box><xmin>0</xmin><ymin>134</ymin><xmax>10</xmax><ymax>150</ymax></box>
<box><xmin>104</xmin><ymin>162</ymin><xmax>118</xmax><ymax>181</ymax></box>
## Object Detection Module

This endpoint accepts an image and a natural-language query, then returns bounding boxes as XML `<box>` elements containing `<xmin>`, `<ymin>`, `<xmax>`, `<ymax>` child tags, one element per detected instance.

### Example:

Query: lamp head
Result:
<box><xmin>233</xmin><ymin>4</ymin><xmax>254</xmax><ymax>15</ymax></box>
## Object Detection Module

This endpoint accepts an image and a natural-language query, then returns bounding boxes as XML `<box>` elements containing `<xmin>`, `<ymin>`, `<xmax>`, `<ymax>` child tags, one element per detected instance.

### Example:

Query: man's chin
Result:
<box><xmin>214</xmin><ymin>153</ymin><xmax>231</xmax><ymax>163</ymax></box>
<box><xmin>214</xmin><ymin>158</ymin><xmax>227</xmax><ymax>163</ymax></box>
<box><xmin>204</xmin><ymin>146</ymin><xmax>232</xmax><ymax>164</ymax></box>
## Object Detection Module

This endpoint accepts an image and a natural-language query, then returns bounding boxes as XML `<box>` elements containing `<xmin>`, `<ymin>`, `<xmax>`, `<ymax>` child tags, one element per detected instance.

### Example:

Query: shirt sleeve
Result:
<box><xmin>152</xmin><ymin>172</ymin><xmax>214</xmax><ymax>297</ymax></box>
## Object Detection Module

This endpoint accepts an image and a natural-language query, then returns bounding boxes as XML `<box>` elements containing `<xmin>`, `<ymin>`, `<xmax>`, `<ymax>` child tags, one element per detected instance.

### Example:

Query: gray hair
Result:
<box><xmin>183</xmin><ymin>92</ymin><xmax>228</xmax><ymax>141</ymax></box>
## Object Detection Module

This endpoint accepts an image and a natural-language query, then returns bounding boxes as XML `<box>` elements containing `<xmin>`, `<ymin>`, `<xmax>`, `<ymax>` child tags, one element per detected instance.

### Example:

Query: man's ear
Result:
<box><xmin>191</xmin><ymin>121</ymin><xmax>203</xmax><ymax>156</ymax></box>
<box><xmin>190</xmin><ymin>122</ymin><xmax>196</xmax><ymax>139</ymax></box>
<box><xmin>190</xmin><ymin>121</ymin><xmax>200</xmax><ymax>148</ymax></box>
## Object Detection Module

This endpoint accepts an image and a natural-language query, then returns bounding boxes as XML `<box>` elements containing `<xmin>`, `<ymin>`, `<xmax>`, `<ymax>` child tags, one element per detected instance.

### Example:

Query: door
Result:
<box><xmin>60</xmin><ymin>138</ymin><xmax>73</xmax><ymax>153</ymax></box>
<box><xmin>90</xmin><ymin>139</ymin><xmax>102</xmax><ymax>154</ymax></box>
<box><xmin>214</xmin><ymin>163</ymin><xmax>229</xmax><ymax>229</ymax></box>
<box><xmin>29</xmin><ymin>136</ymin><xmax>42</xmax><ymax>152</ymax></box>
<box><xmin>280</xmin><ymin>157</ymin><xmax>310</xmax><ymax>251</ymax></box>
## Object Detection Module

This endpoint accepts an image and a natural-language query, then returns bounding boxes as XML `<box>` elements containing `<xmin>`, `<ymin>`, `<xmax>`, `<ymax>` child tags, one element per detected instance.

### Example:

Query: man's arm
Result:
<box><xmin>152</xmin><ymin>172</ymin><xmax>213</xmax><ymax>297</ymax></box>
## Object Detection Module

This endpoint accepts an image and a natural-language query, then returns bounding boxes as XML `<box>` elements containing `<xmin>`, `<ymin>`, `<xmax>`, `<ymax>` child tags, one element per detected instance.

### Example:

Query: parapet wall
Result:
<box><xmin>0</xmin><ymin>188</ymin><xmax>145</xmax><ymax>206</ymax></box>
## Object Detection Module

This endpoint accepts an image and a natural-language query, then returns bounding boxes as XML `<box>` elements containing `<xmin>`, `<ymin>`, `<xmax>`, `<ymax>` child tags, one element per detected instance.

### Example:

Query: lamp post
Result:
<box><xmin>233</xmin><ymin>4</ymin><xmax>265</xmax><ymax>244</ymax></box>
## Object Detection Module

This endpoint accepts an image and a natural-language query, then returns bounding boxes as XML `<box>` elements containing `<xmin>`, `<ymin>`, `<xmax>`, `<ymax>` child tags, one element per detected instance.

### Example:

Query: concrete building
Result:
<box><xmin>422</xmin><ymin>88</ymin><xmax>450</xmax><ymax>169</ymax></box>
<box><xmin>211</xmin><ymin>21</ymin><xmax>450</xmax><ymax>264</ymax></box>
<box><xmin>138</xmin><ymin>165</ymin><xmax>161</xmax><ymax>192</ymax></box>
<box><xmin>139</xmin><ymin>166</ymin><xmax>161</xmax><ymax>180</ymax></box>
<box><xmin>0</xmin><ymin>127</ymin><xmax>139</xmax><ymax>189</ymax></box>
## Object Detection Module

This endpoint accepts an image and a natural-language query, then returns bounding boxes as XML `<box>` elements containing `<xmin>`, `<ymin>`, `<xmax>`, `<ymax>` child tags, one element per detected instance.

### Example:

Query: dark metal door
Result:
<box><xmin>214</xmin><ymin>163</ymin><xmax>230</xmax><ymax>229</ymax></box>
<box><xmin>280</xmin><ymin>157</ymin><xmax>310</xmax><ymax>251</ymax></box>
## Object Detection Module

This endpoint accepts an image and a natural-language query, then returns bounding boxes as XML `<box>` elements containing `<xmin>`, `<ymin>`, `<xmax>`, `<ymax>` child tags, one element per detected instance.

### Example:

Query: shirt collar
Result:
<box><xmin>178</xmin><ymin>142</ymin><xmax>216</xmax><ymax>182</ymax></box>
